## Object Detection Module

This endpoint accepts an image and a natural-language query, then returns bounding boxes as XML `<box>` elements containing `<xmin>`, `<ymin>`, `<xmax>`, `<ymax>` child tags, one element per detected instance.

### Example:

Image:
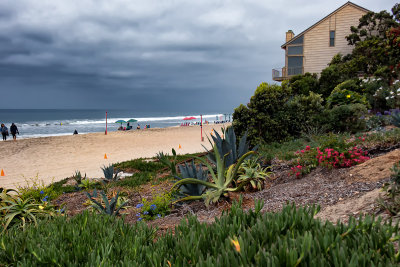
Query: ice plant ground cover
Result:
<box><xmin>0</xmin><ymin>199</ymin><xmax>399</xmax><ymax>266</ymax></box>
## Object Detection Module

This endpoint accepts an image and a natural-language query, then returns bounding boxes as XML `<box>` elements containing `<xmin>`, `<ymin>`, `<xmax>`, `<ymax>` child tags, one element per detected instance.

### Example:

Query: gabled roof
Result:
<box><xmin>281</xmin><ymin>1</ymin><xmax>370</xmax><ymax>48</ymax></box>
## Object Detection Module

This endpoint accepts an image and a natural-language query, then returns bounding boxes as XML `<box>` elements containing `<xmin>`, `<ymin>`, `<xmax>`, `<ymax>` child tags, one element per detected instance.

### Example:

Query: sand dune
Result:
<box><xmin>0</xmin><ymin>124</ymin><xmax>225</xmax><ymax>189</ymax></box>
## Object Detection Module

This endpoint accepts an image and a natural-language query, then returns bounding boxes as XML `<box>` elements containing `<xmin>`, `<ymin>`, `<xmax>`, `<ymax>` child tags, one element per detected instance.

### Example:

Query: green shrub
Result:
<box><xmin>233</xmin><ymin>82</ymin><xmax>292</xmax><ymax>145</ymax></box>
<box><xmin>136</xmin><ymin>191</ymin><xmax>173</xmax><ymax>221</ymax></box>
<box><xmin>325</xmin><ymin>103</ymin><xmax>367</xmax><ymax>133</ymax></box>
<box><xmin>285</xmin><ymin>92</ymin><xmax>325</xmax><ymax>136</ymax></box>
<box><xmin>326</xmin><ymin>84</ymin><xmax>368</xmax><ymax>108</ymax></box>
<box><xmin>17</xmin><ymin>175</ymin><xmax>59</xmax><ymax>202</ymax></box>
<box><xmin>288</xmin><ymin>72</ymin><xmax>319</xmax><ymax>95</ymax></box>
<box><xmin>115</xmin><ymin>158</ymin><xmax>165</xmax><ymax>173</ymax></box>
<box><xmin>313</xmin><ymin>132</ymin><xmax>353</xmax><ymax>152</ymax></box>
<box><xmin>1</xmin><ymin>200</ymin><xmax>399</xmax><ymax>266</ymax></box>
<box><xmin>233</xmin><ymin>82</ymin><xmax>326</xmax><ymax>145</ymax></box>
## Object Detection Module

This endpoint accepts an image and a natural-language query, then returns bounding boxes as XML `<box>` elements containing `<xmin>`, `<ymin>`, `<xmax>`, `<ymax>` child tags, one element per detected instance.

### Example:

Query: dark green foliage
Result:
<box><xmin>288</xmin><ymin>72</ymin><xmax>319</xmax><ymax>95</ymax></box>
<box><xmin>204</xmin><ymin>126</ymin><xmax>256</xmax><ymax>168</ymax></box>
<box><xmin>345</xmin><ymin>5</ymin><xmax>399</xmax><ymax>82</ymax></box>
<box><xmin>233</xmin><ymin>82</ymin><xmax>327</xmax><ymax>145</ymax></box>
<box><xmin>324</xmin><ymin>103</ymin><xmax>367</xmax><ymax>133</ymax></box>
<box><xmin>175</xmin><ymin>160</ymin><xmax>208</xmax><ymax>196</ymax></box>
<box><xmin>231</xmin><ymin>104</ymin><xmax>251</xmax><ymax>140</ymax></box>
<box><xmin>85</xmin><ymin>189</ymin><xmax>128</xmax><ymax>216</ymax></box>
<box><xmin>233</xmin><ymin>82</ymin><xmax>293</xmax><ymax>145</ymax></box>
<box><xmin>326</xmin><ymin>87</ymin><xmax>368</xmax><ymax>108</ymax></box>
<box><xmin>115</xmin><ymin>158</ymin><xmax>165</xmax><ymax>173</ymax></box>
<box><xmin>101</xmin><ymin>164</ymin><xmax>121</xmax><ymax>184</ymax></box>
<box><xmin>1</xmin><ymin>200</ymin><xmax>399</xmax><ymax>266</ymax></box>
<box><xmin>285</xmin><ymin>92</ymin><xmax>325</xmax><ymax>136</ymax></box>
<box><xmin>318</xmin><ymin>55</ymin><xmax>362</xmax><ymax>98</ymax></box>
<box><xmin>333</xmin><ymin>79</ymin><xmax>362</xmax><ymax>94</ymax></box>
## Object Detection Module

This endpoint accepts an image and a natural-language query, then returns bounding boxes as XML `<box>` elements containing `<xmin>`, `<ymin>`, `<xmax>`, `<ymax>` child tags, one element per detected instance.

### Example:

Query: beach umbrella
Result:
<box><xmin>127</xmin><ymin>119</ymin><xmax>137</xmax><ymax>123</ymax></box>
<box><xmin>183</xmin><ymin>116</ymin><xmax>196</xmax><ymax>120</ymax></box>
<box><xmin>115</xmin><ymin>120</ymin><xmax>127</xmax><ymax>126</ymax></box>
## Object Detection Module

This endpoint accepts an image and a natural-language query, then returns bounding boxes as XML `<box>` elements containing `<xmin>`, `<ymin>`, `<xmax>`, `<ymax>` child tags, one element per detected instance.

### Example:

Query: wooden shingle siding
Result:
<box><xmin>303</xmin><ymin>5</ymin><xmax>367</xmax><ymax>75</ymax></box>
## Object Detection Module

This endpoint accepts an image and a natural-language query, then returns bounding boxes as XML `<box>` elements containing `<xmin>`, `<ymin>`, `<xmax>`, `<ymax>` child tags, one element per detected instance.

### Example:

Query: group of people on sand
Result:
<box><xmin>0</xmin><ymin>123</ymin><xmax>19</xmax><ymax>141</ymax></box>
<box><xmin>118</xmin><ymin>123</ymin><xmax>150</xmax><ymax>131</ymax></box>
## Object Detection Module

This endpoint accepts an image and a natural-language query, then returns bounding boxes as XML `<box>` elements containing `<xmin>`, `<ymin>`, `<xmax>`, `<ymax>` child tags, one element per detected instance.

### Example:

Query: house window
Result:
<box><xmin>287</xmin><ymin>56</ymin><xmax>303</xmax><ymax>75</ymax></box>
<box><xmin>287</xmin><ymin>46</ymin><xmax>303</xmax><ymax>55</ymax></box>
<box><xmin>329</xmin><ymin>31</ymin><xmax>335</xmax><ymax>47</ymax></box>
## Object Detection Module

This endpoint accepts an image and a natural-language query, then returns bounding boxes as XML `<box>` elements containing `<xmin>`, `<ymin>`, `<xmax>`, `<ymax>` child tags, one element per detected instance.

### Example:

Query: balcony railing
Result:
<box><xmin>272</xmin><ymin>67</ymin><xmax>303</xmax><ymax>81</ymax></box>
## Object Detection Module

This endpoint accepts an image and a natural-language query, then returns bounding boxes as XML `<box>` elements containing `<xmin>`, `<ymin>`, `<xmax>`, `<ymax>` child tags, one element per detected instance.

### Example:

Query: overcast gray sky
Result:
<box><xmin>0</xmin><ymin>0</ymin><xmax>395</xmax><ymax>111</ymax></box>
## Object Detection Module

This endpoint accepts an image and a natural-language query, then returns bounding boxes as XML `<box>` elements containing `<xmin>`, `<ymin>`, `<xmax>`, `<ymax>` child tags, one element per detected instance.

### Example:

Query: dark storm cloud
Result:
<box><xmin>0</xmin><ymin>0</ymin><xmax>396</xmax><ymax>111</ymax></box>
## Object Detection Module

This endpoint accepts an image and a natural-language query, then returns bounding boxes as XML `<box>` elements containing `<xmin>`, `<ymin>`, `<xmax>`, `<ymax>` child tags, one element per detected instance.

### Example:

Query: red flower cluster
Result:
<box><xmin>290</xmin><ymin>165</ymin><xmax>303</xmax><ymax>178</ymax></box>
<box><xmin>292</xmin><ymin>145</ymin><xmax>370</xmax><ymax>178</ymax></box>
<box><xmin>316</xmin><ymin>147</ymin><xmax>369</xmax><ymax>168</ymax></box>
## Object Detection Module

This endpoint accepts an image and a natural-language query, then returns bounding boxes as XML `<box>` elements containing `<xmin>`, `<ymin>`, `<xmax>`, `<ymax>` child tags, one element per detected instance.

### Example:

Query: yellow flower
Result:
<box><xmin>346</xmin><ymin>94</ymin><xmax>351</xmax><ymax>98</ymax></box>
<box><xmin>230</xmin><ymin>237</ymin><xmax>241</xmax><ymax>253</ymax></box>
<box><xmin>39</xmin><ymin>205</ymin><xmax>44</xmax><ymax>210</ymax></box>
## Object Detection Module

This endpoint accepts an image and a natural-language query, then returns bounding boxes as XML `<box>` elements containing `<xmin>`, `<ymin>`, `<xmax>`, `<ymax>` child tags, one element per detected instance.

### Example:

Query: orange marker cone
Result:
<box><xmin>104</xmin><ymin>153</ymin><xmax>108</xmax><ymax>159</ymax></box>
<box><xmin>178</xmin><ymin>144</ymin><xmax>182</xmax><ymax>149</ymax></box>
<box><xmin>1</xmin><ymin>169</ymin><xmax>4</xmax><ymax>176</ymax></box>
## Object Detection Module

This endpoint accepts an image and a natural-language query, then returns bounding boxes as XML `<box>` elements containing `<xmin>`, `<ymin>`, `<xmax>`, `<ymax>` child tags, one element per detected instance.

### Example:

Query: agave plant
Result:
<box><xmin>73</xmin><ymin>170</ymin><xmax>82</xmax><ymax>185</ymax></box>
<box><xmin>391</xmin><ymin>111</ymin><xmax>400</xmax><ymax>128</ymax></box>
<box><xmin>85</xmin><ymin>189</ymin><xmax>128</xmax><ymax>216</ymax></box>
<box><xmin>0</xmin><ymin>197</ymin><xmax>54</xmax><ymax>232</ymax></box>
<box><xmin>237</xmin><ymin>158</ymin><xmax>272</xmax><ymax>191</ymax></box>
<box><xmin>203</xmin><ymin>127</ymin><xmax>257</xmax><ymax>168</ymax></box>
<box><xmin>174</xmin><ymin>160</ymin><xmax>208</xmax><ymax>196</ymax></box>
<box><xmin>156</xmin><ymin>149</ymin><xmax>178</xmax><ymax>176</ymax></box>
<box><xmin>172</xmin><ymin>144</ymin><xmax>255</xmax><ymax>205</ymax></box>
<box><xmin>101</xmin><ymin>164</ymin><xmax>121</xmax><ymax>184</ymax></box>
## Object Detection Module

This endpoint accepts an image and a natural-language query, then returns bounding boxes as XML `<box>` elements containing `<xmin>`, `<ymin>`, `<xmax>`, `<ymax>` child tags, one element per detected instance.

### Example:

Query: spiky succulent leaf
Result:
<box><xmin>176</xmin><ymin>160</ymin><xmax>208</xmax><ymax>196</ymax></box>
<box><xmin>392</xmin><ymin>112</ymin><xmax>400</xmax><ymax>128</ymax></box>
<box><xmin>204</xmin><ymin>127</ymin><xmax>256</xmax><ymax>168</ymax></box>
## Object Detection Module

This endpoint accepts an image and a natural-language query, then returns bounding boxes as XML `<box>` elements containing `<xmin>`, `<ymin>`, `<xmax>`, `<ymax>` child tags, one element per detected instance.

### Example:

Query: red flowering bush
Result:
<box><xmin>316</xmin><ymin>147</ymin><xmax>369</xmax><ymax>168</ymax></box>
<box><xmin>291</xmin><ymin>145</ymin><xmax>370</xmax><ymax>178</ymax></box>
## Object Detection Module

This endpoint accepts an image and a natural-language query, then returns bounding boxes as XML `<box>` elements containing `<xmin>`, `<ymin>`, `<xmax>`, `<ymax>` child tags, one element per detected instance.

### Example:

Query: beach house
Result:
<box><xmin>272</xmin><ymin>1</ymin><xmax>370</xmax><ymax>81</ymax></box>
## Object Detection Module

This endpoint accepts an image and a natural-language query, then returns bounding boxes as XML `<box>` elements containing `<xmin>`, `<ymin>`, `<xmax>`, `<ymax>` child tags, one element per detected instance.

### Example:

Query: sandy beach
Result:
<box><xmin>0</xmin><ymin>124</ymin><xmax>226</xmax><ymax>189</ymax></box>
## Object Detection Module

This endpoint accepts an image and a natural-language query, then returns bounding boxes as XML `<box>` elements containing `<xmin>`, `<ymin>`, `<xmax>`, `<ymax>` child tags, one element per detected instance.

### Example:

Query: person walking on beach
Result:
<box><xmin>1</xmin><ymin>124</ymin><xmax>9</xmax><ymax>141</ymax></box>
<box><xmin>10</xmin><ymin>123</ymin><xmax>19</xmax><ymax>140</ymax></box>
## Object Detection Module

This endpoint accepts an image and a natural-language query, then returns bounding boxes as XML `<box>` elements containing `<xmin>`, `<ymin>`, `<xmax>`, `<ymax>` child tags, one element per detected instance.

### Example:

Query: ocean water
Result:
<box><xmin>0</xmin><ymin>109</ymin><xmax>230</xmax><ymax>139</ymax></box>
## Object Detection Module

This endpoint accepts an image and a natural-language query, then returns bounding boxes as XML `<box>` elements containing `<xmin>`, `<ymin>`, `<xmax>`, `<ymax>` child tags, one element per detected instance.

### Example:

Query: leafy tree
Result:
<box><xmin>233</xmin><ymin>83</ymin><xmax>325</xmax><ymax>145</ymax></box>
<box><xmin>319</xmin><ymin>55</ymin><xmax>364</xmax><ymax>98</ymax></box>
<box><xmin>288</xmin><ymin>72</ymin><xmax>319</xmax><ymax>95</ymax></box>
<box><xmin>232</xmin><ymin>83</ymin><xmax>292</xmax><ymax>145</ymax></box>
<box><xmin>345</xmin><ymin>4</ymin><xmax>399</xmax><ymax>82</ymax></box>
